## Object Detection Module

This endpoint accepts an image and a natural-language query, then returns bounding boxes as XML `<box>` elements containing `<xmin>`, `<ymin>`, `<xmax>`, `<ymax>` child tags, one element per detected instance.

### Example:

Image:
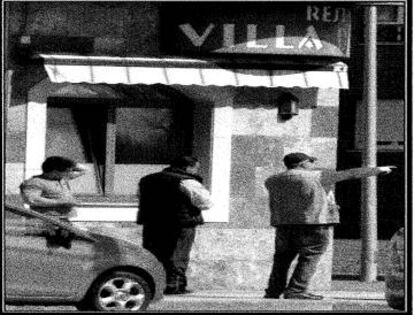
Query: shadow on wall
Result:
<box><xmin>10</xmin><ymin>68</ymin><xmax>48</xmax><ymax>106</ymax></box>
<box><xmin>233</xmin><ymin>87</ymin><xmax>318</xmax><ymax>110</ymax></box>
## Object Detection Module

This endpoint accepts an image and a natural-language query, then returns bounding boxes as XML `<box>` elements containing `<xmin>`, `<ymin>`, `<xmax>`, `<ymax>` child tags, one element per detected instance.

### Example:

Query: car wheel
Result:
<box><xmin>81</xmin><ymin>271</ymin><xmax>152</xmax><ymax>311</ymax></box>
<box><xmin>385</xmin><ymin>228</ymin><xmax>405</xmax><ymax>311</ymax></box>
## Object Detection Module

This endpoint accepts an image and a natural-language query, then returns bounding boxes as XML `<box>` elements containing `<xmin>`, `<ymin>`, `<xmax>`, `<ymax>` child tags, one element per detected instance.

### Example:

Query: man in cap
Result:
<box><xmin>264</xmin><ymin>152</ymin><xmax>394</xmax><ymax>299</ymax></box>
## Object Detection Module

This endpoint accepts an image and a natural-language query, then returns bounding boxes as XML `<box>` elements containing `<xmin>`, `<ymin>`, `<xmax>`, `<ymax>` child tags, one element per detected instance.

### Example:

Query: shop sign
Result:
<box><xmin>162</xmin><ymin>4</ymin><xmax>351</xmax><ymax>57</ymax></box>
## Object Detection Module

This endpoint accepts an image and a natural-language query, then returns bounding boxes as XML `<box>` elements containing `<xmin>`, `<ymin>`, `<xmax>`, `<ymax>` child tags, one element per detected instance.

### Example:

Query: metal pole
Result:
<box><xmin>5</xmin><ymin>70</ymin><xmax>14</xmax><ymax>129</ymax></box>
<box><xmin>104</xmin><ymin>105</ymin><xmax>116</xmax><ymax>195</ymax></box>
<box><xmin>361</xmin><ymin>5</ymin><xmax>378</xmax><ymax>282</ymax></box>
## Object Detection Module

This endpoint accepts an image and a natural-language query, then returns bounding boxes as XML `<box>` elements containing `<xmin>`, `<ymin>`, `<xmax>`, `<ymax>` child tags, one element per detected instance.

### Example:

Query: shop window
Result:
<box><xmin>355</xmin><ymin>99</ymin><xmax>404</xmax><ymax>150</ymax></box>
<box><xmin>46</xmin><ymin>98</ymin><xmax>193</xmax><ymax>200</ymax></box>
<box><xmin>115</xmin><ymin>107</ymin><xmax>191</xmax><ymax>164</ymax></box>
<box><xmin>356</xmin><ymin>5</ymin><xmax>404</xmax><ymax>44</ymax></box>
<box><xmin>46</xmin><ymin>103</ymin><xmax>104</xmax><ymax>195</ymax></box>
<box><xmin>113</xmin><ymin>106</ymin><xmax>193</xmax><ymax>196</ymax></box>
<box><xmin>377</xmin><ymin>5</ymin><xmax>404</xmax><ymax>24</ymax></box>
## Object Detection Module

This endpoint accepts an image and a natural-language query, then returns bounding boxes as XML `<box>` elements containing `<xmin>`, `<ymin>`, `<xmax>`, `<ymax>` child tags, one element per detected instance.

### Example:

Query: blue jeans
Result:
<box><xmin>265</xmin><ymin>225</ymin><xmax>332</xmax><ymax>297</ymax></box>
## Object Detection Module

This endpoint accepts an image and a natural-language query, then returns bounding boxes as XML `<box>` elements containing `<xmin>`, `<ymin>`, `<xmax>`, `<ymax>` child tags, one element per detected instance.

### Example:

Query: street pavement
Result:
<box><xmin>4</xmin><ymin>280</ymin><xmax>403</xmax><ymax>312</ymax></box>
<box><xmin>148</xmin><ymin>283</ymin><xmax>396</xmax><ymax>312</ymax></box>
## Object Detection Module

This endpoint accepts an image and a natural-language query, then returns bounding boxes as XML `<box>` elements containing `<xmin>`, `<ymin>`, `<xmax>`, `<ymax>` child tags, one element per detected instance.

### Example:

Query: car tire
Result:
<box><xmin>78</xmin><ymin>271</ymin><xmax>152</xmax><ymax>311</ymax></box>
<box><xmin>385</xmin><ymin>228</ymin><xmax>405</xmax><ymax>311</ymax></box>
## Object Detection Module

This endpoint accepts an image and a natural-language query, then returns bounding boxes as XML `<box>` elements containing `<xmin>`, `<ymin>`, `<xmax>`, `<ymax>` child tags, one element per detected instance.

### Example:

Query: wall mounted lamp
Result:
<box><xmin>277</xmin><ymin>92</ymin><xmax>299</xmax><ymax>120</ymax></box>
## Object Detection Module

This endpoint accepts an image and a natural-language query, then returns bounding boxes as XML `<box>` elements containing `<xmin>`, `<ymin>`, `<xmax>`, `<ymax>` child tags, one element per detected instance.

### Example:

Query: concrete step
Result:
<box><xmin>147</xmin><ymin>290</ymin><xmax>390</xmax><ymax>311</ymax></box>
<box><xmin>332</xmin><ymin>301</ymin><xmax>396</xmax><ymax>312</ymax></box>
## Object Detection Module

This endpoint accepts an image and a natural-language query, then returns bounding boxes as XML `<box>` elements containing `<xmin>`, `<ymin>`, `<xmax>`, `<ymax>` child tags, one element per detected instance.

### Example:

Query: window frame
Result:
<box><xmin>355</xmin><ymin>5</ymin><xmax>405</xmax><ymax>45</ymax></box>
<box><xmin>47</xmin><ymin>97</ymin><xmax>194</xmax><ymax>200</ymax></box>
<box><xmin>354</xmin><ymin>99</ymin><xmax>405</xmax><ymax>151</ymax></box>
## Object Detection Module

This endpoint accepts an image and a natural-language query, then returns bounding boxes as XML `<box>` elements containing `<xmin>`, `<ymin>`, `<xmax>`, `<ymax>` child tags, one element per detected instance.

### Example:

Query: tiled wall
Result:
<box><xmin>74</xmin><ymin>222</ymin><xmax>333</xmax><ymax>291</ymax></box>
<box><xmin>229</xmin><ymin>87</ymin><xmax>339</xmax><ymax>228</ymax></box>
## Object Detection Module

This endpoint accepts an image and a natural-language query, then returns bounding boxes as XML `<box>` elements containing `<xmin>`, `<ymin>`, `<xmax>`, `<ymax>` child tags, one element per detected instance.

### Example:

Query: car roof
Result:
<box><xmin>5</xmin><ymin>203</ymin><xmax>96</xmax><ymax>242</ymax></box>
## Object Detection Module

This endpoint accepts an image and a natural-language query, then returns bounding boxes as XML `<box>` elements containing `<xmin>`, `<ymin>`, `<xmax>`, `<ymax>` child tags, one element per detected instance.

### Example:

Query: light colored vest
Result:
<box><xmin>265</xmin><ymin>169</ymin><xmax>339</xmax><ymax>226</ymax></box>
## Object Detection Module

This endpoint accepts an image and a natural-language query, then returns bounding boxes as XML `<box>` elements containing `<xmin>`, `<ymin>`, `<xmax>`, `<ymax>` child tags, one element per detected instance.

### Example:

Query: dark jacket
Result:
<box><xmin>137</xmin><ymin>167</ymin><xmax>204</xmax><ymax>227</ymax></box>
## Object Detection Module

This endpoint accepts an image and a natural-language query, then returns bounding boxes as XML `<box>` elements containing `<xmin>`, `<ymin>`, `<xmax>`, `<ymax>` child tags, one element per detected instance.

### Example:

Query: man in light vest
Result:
<box><xmin>264</xmin><ymin>152</ymin><xmax>394</xmax><ymax>299</ymax></box>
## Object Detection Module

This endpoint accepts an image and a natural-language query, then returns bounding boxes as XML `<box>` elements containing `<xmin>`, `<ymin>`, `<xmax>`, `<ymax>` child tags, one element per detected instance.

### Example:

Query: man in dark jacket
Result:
<box><xmin>264</xmin><ymin>152</ymin><xmax>394</xmax><ymax>300</ymax></box>
<box><xmin>137</xmin><ymin>156</ymin><xmax>212</xmax><ymax>294</ymax></box>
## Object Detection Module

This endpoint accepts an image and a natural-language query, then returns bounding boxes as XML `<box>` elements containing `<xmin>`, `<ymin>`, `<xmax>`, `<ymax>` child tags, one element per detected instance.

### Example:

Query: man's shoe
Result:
<box><xmin>175</xmin><ymin>289</ymin><xmax>193</xmax><ymax>295</ymax></box>
<box><xmin>263</xmin><ymin>290</ymin><xmax>280</xmax><ymax>299</ymax></box>
<box><xmin>163</xmin><ymin>288</ymin><xmax>178</xmax><ymax>295</ymax></box>
<box><xmin>283</xmin><ymin>292</ymin><xmax>324</xmax><ymax>300</ymax></box>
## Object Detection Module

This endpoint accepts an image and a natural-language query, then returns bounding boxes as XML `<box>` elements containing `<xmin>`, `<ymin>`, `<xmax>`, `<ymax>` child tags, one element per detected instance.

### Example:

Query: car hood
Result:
<box><xmin>84</xmin><ymin>229</ymin><xmax>147</xmax><ymax>260</ymax></box>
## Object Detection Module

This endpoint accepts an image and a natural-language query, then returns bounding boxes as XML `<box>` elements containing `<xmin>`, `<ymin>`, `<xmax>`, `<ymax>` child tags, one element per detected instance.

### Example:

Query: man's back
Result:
<box><xmin>138</xmin><ymin>169</ymin><xmax>204</xmax><ymax>227</ymax></box>
<box><xmin>265</xmin><ymin>169</ymin><xmax>332</xmax><ymax>226</ymax></box>
<box><xmin>139</xmin><ymin>172</ymin><xmax>181</xmax><ymax>223</ymax></box>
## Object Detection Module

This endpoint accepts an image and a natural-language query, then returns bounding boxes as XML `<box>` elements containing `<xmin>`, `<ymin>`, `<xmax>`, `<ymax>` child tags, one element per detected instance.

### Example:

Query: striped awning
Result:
<box><xmin>40</xmin><ymin>54</ymin><xmax>349</xmax><ymax>89</ymax></box>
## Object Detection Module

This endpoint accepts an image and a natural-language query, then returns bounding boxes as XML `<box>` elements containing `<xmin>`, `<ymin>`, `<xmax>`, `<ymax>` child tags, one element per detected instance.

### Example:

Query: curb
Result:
<box><xmin>147</xmin><ymin>290</ymin><xmax>390</xmax><ymax>312</ymax></box>
<box><xmin>149</xmin><ymin>297</ymin><xmax>334</xmax><ymax>311</ymax></box>
<box><xmin>317</xmin><ymin>291</ymin><xmax>385</xmax><ymax>300</ymax></box>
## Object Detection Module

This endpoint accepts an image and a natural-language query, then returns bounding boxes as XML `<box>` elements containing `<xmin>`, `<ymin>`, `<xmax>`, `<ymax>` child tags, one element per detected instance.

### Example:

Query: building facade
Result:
<box><xmin>4</xmin><ymin>1</ymin><xmax>405</xmax><ymax>289</ymax></box>
<box><xmin>336</xmin><ymin>4</ymin><xmax>406</xmax><ymax>240</ymax></box>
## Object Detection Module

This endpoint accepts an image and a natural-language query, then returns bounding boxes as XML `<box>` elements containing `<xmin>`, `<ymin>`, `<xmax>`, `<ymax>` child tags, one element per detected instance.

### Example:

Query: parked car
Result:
<box><xmin>5</xmin><ymin>203</ymin><xmax>166</xmax><ymax>311</ymax></box>
<box><xmin>385</xmin><ymin>227</ymin><xmax>405</xmax><ymax>311</ymax></box>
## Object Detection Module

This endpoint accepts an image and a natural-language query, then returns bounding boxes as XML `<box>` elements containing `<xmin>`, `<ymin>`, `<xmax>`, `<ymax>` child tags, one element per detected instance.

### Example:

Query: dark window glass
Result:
<box><xmin>115</xmin><ymin>107</ymin><xmax>192</xmax><ymax>164</ymax></box>
<box><xmin>377</xmin><ymin>6</ymin><xmax>400</xmax><ymax>23</ymax></box>
<box><xmin>355</xmin><ymin>5</ymin><xmax>404</xmax><ymax>43</ymax></box>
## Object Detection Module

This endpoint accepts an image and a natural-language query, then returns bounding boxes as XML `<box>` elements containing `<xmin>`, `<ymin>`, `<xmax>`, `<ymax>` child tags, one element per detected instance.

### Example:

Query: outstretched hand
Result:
<box><xmin>378</xmin><ymin>166</ymin><xmax>397</xmax><ymax>174</ymax></box>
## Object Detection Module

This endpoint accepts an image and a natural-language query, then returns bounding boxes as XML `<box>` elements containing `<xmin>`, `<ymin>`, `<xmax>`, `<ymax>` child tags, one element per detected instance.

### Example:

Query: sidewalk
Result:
<box><xmin>5</xmin><ymin>281</ymin><xmax>400</xmax><ymax>312</ymax></box>
<box><xmin>148</xmin><ymin>280</ymin><xmax>398</xmax><ymax>312</ymax></box>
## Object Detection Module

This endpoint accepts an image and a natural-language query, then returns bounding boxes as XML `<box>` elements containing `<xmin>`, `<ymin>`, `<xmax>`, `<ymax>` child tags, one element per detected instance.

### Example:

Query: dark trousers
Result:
<box><xmin>143</xmin><ymin>224</ymin><xmax>196</xmax><ymax>291</ymax></box>
<box><xmin>265</xmin><ymin>225</ymin><xmax>332</xmax><ymax>297</ymax></box>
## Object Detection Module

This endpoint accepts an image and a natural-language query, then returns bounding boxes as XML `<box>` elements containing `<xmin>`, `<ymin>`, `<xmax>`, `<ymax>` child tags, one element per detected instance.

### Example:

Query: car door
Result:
<box><xmin>5</xmin><ymin>206</ymin><xmax>97</xmax><ymax>300</ymax></box>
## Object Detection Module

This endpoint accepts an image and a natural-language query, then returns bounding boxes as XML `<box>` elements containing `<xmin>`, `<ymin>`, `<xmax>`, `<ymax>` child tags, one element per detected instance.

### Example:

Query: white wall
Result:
<box><xmin>177</xmin><ymin>86</ymin><xmax>235</xmax><ymax>222</ymax></box>
<box><xmin>5</xmin><ymin>163</ymin><xmax>25</xmax><ymax>195</ymax></box>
